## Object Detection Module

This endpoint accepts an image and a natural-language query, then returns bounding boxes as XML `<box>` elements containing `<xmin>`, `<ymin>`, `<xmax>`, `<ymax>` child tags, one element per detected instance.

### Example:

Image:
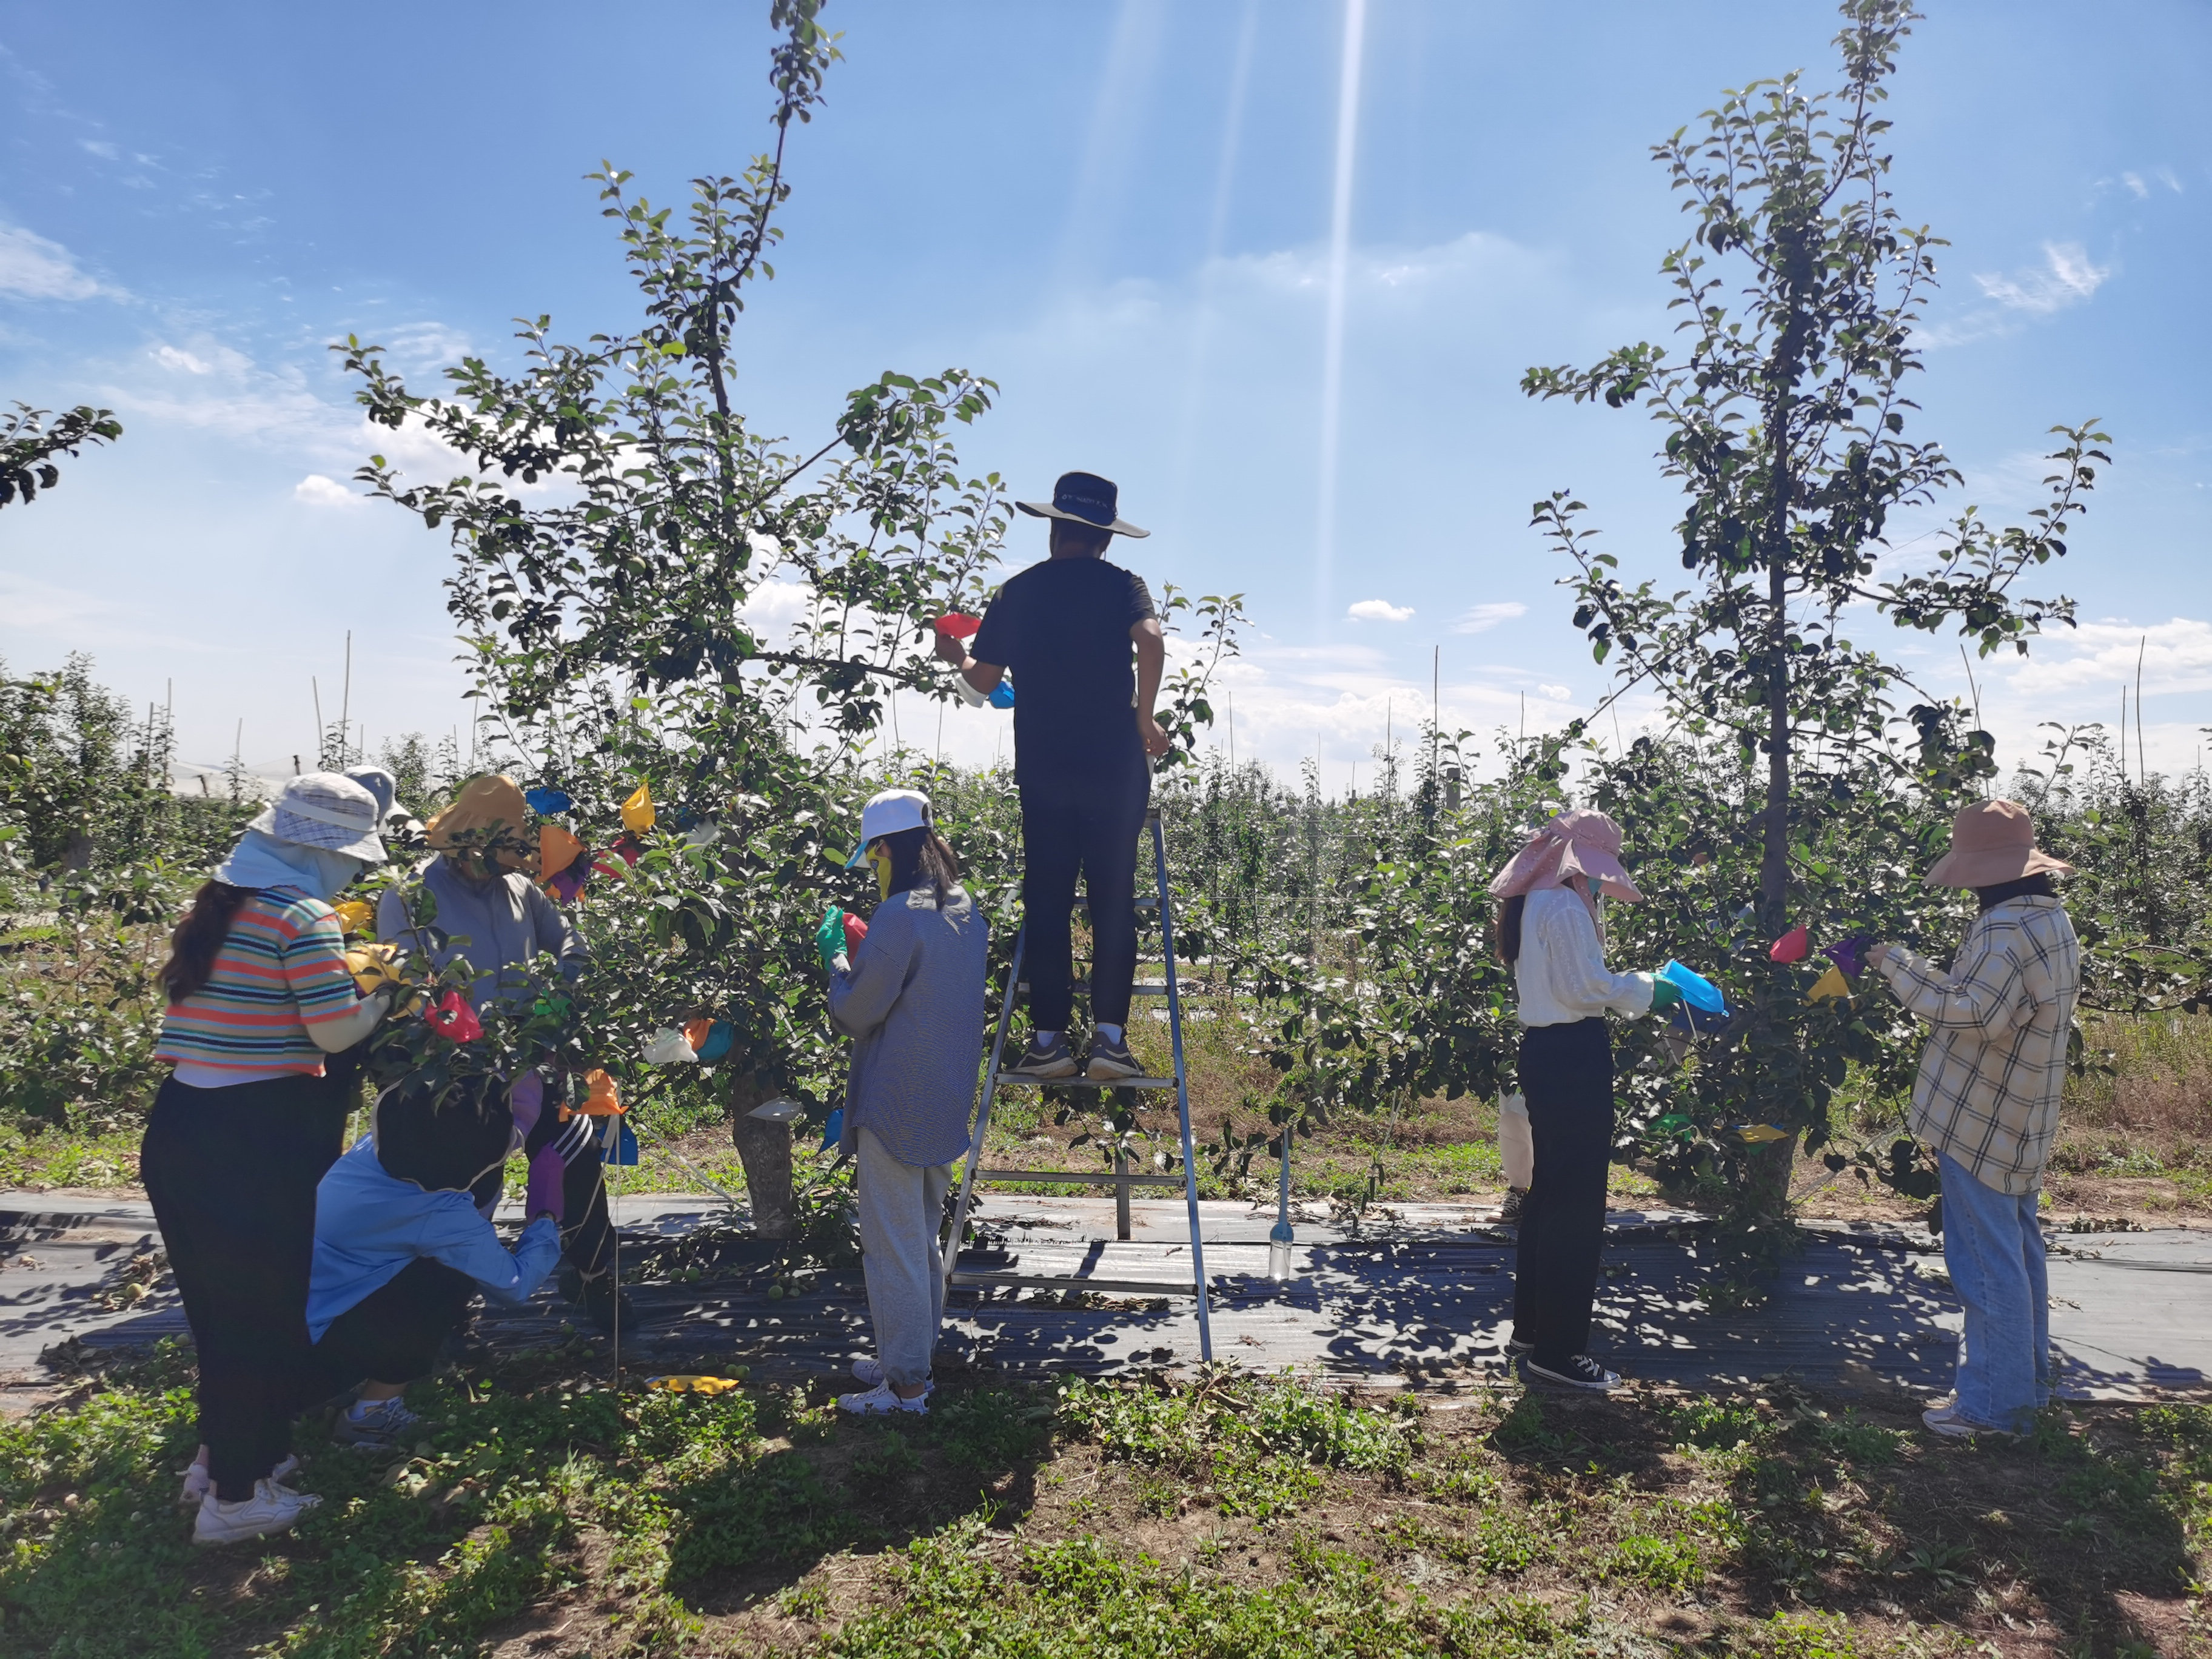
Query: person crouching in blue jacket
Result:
<box><xmin>304</xmin><ymin>1076</ymin><xmax>566</xmax><ymax>1447</ymax></box>
<box><xmin>826</xmin><ymin>789</ymin><xmax>987</xmax><ymax>1415</ymax></box>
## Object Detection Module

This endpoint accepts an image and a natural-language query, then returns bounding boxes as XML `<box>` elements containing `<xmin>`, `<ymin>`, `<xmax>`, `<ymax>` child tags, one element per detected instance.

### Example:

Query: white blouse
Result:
<box><xmin>1513</xmin><ymin>885</ymin><xmax>1657</xmax><ymax>1028</ymax></box>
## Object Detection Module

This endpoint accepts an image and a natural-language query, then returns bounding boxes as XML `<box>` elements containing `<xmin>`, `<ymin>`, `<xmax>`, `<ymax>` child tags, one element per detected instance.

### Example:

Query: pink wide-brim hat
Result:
<box><xmin>1487</xmin><ymin>808</ymin><xmax>1642</xmax><ymax>903</ymax></box>
<box><xmin>1923</xmin><ymin>799</ymin><xmax>2073</xmax><ymax>890</ymax></box>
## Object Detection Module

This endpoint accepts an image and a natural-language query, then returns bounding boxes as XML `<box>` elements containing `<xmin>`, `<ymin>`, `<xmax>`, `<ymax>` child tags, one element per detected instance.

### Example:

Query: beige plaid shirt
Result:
<box><xmin>1877</xmin><ymin>895</ymin><xmax>2080</xmax><ymax>1195</ymax></box>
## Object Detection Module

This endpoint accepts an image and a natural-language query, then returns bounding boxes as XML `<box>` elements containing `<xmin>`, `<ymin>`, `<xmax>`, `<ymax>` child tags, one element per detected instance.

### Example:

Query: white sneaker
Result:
<box><xmin>849</xmin><ymin>1358</ymin><xmax>934</xmax><ymax>1394</ymax></box>
<box><xmin>837</xmin><ymin>1379</ymin><xmax>929</xmax><ymax>1415</ymax></box>
<box><xmin>180</xmin><ymin>1453</ymin><xmax>297</xmax><ymax>1509</ymax></box>
<box><xmin>193</xmin><ymin>1477</ymin><xmax>322</xmax><ymax>1546</ymax></box>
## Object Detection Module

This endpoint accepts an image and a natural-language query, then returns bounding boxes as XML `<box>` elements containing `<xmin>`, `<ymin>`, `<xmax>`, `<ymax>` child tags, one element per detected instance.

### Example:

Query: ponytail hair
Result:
<box><xmin>162</xmin><ymin>880</ymin><xmax>256</xmax><ymax>1002</ymax></box>
<box><xmin>1495</xmin><ymin>894</ymin><xmax>1527</xmax><ymax>965</ymax></box>
<box><xmin>879</xmin><ymin>826</ymin><xmax>962</xmax><ymax>910</ymax></box>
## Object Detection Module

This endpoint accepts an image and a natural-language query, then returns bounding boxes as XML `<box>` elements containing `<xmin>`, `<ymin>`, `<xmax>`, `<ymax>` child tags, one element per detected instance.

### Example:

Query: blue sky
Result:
<box><xmin>1</xmin><ymin>0</ymin><xmax>2206</xmax><ymax>791</ymax></box>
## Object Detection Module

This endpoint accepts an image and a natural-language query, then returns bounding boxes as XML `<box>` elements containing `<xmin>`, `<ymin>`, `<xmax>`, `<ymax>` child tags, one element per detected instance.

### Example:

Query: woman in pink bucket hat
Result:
<box><xmin>1489</xmin><ymin>809</ymin><xmax>1683</xmax><ymax>1392</ymax></box>
<box><xmin>1868</xmin><ymin>800</ymin><xmax>2080</xmax><ymax>1438</ymax></box>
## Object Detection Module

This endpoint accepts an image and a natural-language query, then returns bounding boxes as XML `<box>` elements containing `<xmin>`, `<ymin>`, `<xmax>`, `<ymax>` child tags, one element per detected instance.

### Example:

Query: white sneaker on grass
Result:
<box><xmin>193</xmin><ymin>1478</ymin><xmax>321</xmax><ymax>1546</ymax></box>
<box><xmin>837</xmin><ymin>1379</ymin><xmax>930</xmax><ymax>1416</ymax></box>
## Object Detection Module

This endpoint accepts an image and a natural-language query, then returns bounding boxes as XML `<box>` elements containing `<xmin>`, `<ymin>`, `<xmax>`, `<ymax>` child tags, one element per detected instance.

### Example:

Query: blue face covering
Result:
<box><xmin>214</xmin><ymin>828</ymin><xmax>363</xmax><ymax>900</ymax></box>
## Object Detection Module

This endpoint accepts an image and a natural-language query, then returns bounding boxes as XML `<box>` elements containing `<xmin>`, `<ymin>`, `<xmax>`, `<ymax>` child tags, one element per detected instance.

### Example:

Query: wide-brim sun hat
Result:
<box><xmin>1487</xmin><ymin>808</ymin><xmax>1641</xmax><ymax>903</ymax></box>
<box><xmin>344</xmin><ymin>764</ymin><xmax>409</xmax><ymax>826</ymax></box>
<box><xmin>1923</xmin><ymin>799</ymin><xmax>2073</xmax><ymax>889</ymax></box>
<box><xmin>426</xmin><ymin>774</ymin><xmax>539</xmax><ymax>871</ymax></box>
<box><xmin>247</xmin><ymin>771</ymin><xmax>387</xmax><ymax>864</ymax></box>
<box><xmin>846</xmin><ymin>788</ymin><xmax>933</xmax><ymax>866</ymax></box>
<box><xmin>1014</xmin><ymin>470</ymin><xmax>1149</xmax><ymax>538</ymax></box>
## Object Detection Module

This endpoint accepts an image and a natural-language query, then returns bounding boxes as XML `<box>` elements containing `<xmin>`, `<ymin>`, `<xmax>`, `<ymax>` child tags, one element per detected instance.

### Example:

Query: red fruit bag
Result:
<box><xmin>933</xmin><ymin>614</ymin><xmax>982</xmax><ymax>640</ymax></box>
<box><xmin>1768</xmin><ymin>925</ymin><xmax>1809</xmax><ymax>964</ymax></box>
<box><xmin>426</xmin><ymin>990</ymin><xmax>484</xmax><ymax>1044</ymax></box>
<box><xmin>843</xmin><ymin>913</ymin><xmax>868</xmax><ymax>953</ymax></box>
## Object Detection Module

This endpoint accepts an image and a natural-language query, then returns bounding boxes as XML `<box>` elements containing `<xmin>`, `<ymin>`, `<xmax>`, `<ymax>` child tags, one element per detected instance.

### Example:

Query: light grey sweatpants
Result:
<box><xmin>855</xmin><ymin>1126</ymin><xmax>953</xmax><ymax>1390</ymax></box>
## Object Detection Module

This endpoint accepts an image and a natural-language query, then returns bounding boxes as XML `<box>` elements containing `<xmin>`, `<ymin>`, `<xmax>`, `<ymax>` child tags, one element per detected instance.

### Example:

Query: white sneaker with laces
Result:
<box><xmin>849</xmin><ymin>1358</ymin><xmax>934</xmax><ymax>1393</ymax></box>
<box><xmin>837</xmin><ymin>1379</ymin><xmax>930</xmax><ymax>1415</ymax></box>
<box><xmin>193</xmin><ymin>1477</ymin><xmax>322</xmax><ymax>1546</ymax></box>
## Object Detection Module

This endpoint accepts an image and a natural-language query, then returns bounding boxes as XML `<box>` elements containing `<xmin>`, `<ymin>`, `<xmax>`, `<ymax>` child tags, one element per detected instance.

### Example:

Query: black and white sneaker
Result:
<box><xmin>1498</xmin><ymin>1188</ymin><xmax>1526</xmax><ymax>1226</ymax></box>
<box><xmin>1003</xmin><ymin>1034</ymin><xmax>1078</xmax><ymax>1080</ymax></box>
<box><xmin>1505</xmin><ymin>1333</ymin><xmax>1533</xmax><ymax>1358</ymax></box>
<box><xmin>1523</xmin><ymin>1353</ymin><xmax>1620</xmax><ymax>1392</ymax></box>
<box><xmin>1085</xmin><ymin>1033</ymin><xmax>1141</xmax><ymax>1081</ymax></box>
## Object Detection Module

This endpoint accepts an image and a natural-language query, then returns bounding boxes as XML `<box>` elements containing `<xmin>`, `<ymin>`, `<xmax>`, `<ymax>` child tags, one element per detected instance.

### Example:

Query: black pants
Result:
<box><xmin>1510</xmin><ymin>1019</ymin><xmax>1615</xmax><ymax>1366</ymax></box>
<box><xmin>141</xmin><ymin>1073</ymin><xmax>348</xmax><ymax>1500</ymax></box>
<box><xmin>312</xmin><ymin>1258</ymin><xmax>477</xmax><ymax>1391</ymax></box>
<box><xmin>1019</xmin><ymin>756</ymin><xmax>1151</xmax><ymax>1031</ymax></box>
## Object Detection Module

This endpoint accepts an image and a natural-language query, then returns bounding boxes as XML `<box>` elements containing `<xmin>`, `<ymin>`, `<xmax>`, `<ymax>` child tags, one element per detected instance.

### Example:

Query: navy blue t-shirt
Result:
<box><xmin>970</xmin><ymin>556</ymin><xmax>1156</xmax><ymax>783</ymax></box>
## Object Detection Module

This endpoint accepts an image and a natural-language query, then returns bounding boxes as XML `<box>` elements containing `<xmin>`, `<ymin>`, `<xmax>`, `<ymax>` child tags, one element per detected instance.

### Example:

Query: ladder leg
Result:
<box><xmin>1114</xmin><ymin>1138</ymin><xmax>1132</xmax><ymax>1241</ymax></box>
<box><xmin>943</xmin><ymin>925</ymin><xmax>1025</xmax><ymax>1299</ymax></box>
<box><xmin>1153</xmin><ymin>813</ymin><xmax>1212</xmax><ymax>1362</ymax></box>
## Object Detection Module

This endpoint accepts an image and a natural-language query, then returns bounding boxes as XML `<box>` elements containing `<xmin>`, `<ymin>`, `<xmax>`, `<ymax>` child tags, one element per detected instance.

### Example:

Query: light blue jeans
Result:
<box><xmin>1938</xmin><ymin>1151</ymin><xmax>2050</xmax><ymax>1430</ymax></box>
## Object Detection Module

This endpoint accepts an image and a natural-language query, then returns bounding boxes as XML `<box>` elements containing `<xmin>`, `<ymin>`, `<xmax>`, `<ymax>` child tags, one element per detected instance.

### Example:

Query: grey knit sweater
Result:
<box><xmin>827</xmin><ymin>883</ymin><xmax>988</xmax><ymax>1167</ymax></box>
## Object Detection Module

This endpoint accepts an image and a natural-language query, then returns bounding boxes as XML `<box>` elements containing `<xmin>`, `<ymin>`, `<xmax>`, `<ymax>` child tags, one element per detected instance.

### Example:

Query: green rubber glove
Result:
<box><xmin>814</xmin><ymin>905</ymin><xmax>846</xmax><ymax>974</ymax></box>
<box><xmin>1650</xmin><ymin>977</ymin><xmax>1685</xmax><ymax>1011</ymax></box>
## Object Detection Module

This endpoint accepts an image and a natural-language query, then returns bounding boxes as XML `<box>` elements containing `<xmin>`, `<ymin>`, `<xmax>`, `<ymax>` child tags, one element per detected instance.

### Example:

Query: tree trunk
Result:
<box><xmin>1758</xmin><ymin>518</ymin><xmax>1792</xmax><ymax>932</ymax></box>
<box><xmin>728</xmin><ymin>1071</ymin><xmax>799</xmax><ymax>1239</ymax></box>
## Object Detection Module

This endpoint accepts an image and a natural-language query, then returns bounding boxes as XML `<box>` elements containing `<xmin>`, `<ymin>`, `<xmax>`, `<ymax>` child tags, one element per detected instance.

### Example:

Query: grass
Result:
<box><xmin>4</xmin><ymin>1347</ymin><xmax>2208</xmax><ymax>1657</ymax></box>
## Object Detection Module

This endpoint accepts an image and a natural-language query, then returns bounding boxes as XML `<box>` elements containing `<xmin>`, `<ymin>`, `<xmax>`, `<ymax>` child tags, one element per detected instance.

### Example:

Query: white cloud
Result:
<box><xmin>0</xmin><ymin>223</ymin><xmax>121</xmax><ymax>301</ymax></box>
<box><xmin>1347</xmin><ymin>598</ymin><xmax>1413</xmax><ymax>623</ymax></box>
<box><xmin>1537</xmin><ymin>683</ymin><xmax>1570</xmax><ymax>700</ymax></box>
<box><xmin>2122</xmin><ymin>172</ymin><xmax>2149</xmax><ymax>199</ymax></box>
<box><xmin>293</xmin><ymin>474</ymin><xmax>365</xmax><ymax>509</ymax></box>
<box><xmin>1999</xmin><ymin>617</ymin><xmax>2212</xmax><ymax>697</ymax></box>
<box><xmin>1974</xmin><ymin>242</ymin><xmax>2110</xmax><ymax>315</ymax></box>
<box><xmin>1453</xmin><ymin>600</ymin><xmax>1527</xmax><ymax>635</ymax></box>
<box><xmin>154</xmin><ymin>343</ymin><xmax>220</xmax><ymax>375</ymax></box>
<box><xmin>79</xmin><ymin>139</ymin><xmax>118</xmax><ymax>159</ymax></box>
<box><xmin>741</xmin><ymin>578</ymin><xmax>812</xmax><ymax>642</ymax></box>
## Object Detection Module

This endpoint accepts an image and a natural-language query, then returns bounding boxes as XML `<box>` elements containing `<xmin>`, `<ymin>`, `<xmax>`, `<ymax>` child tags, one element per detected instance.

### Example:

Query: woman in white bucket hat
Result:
<box><xmin>825</xmin><ymin>789</ymin><xmax>987</xmax><ymax>1415</ymax></box>
<box><xmin>148</xmin><ymin>773</ymin><xmax>394</xmax><ymax>1545</ymax></box>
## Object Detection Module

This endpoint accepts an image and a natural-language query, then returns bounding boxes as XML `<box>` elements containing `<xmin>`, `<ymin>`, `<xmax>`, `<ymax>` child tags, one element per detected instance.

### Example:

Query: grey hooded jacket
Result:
<box><xmin>828</xmin><ymin>883</ymin><xmax>988</xmax><ymax>1167</ymax></box>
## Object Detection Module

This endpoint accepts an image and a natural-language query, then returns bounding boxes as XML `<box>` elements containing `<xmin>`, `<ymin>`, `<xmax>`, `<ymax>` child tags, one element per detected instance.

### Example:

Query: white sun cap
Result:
<box><xmin>845</xmin><ymin>788</ymin><xmax>933</xmax><ymax>865</ymax></box>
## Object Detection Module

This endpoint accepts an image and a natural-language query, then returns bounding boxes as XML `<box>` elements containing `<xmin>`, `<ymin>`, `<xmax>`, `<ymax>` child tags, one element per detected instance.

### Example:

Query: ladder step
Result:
<box><xmin>991</xmin><ymin>1075</ymin><xmax>1178</xmax><ymax>1091</ymax></box>
<box><xmin>1014</xmin><ymin>981</ymin><xmax>1170</xmax><ymax>997</ymax></box>
<box><xmin>968</xmin><ymin>1168</ymin><xmax>1185</xmax><ymax>1188</ymax></box>
<box><xmin>950</xmin><ymin>1270</ymin><xmax>1199</xmax><ymax>1298</ymax></box>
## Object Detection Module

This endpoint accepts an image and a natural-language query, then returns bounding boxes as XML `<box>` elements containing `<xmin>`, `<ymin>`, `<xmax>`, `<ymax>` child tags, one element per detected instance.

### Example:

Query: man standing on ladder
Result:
<box><xmin>935</xmin><ymin>471</ymin><xmax>1171</xmax><ymax>1081</ymax></box>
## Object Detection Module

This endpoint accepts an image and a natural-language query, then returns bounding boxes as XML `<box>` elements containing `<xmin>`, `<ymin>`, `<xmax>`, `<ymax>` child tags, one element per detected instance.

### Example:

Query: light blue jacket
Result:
<box><xmin>307</xmin><ymin>1138</ymin><xmax>560</xmax><ymax>1341</ymax></box>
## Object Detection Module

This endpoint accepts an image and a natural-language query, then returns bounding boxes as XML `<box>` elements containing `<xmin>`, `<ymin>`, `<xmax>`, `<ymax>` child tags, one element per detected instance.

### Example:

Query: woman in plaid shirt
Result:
<box><xmin>1870</xmin><ymin>800</ymin><xmax>2080</xmax><ymax>1439</ymax></box>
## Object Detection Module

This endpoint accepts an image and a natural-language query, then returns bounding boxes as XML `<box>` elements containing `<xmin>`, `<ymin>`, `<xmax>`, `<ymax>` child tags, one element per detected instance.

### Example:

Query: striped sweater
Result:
<box><xmin>156</xmin><ymin>885</ymin><xmax>361</xmax><ymax>1077</ymax></box>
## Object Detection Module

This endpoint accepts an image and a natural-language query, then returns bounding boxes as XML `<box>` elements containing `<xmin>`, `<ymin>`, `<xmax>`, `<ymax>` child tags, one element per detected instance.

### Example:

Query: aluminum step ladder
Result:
<box><xmin>940</xmin><ymin>805</ymin><xmax>1213</xmax><ymax>1361</ymax></box>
